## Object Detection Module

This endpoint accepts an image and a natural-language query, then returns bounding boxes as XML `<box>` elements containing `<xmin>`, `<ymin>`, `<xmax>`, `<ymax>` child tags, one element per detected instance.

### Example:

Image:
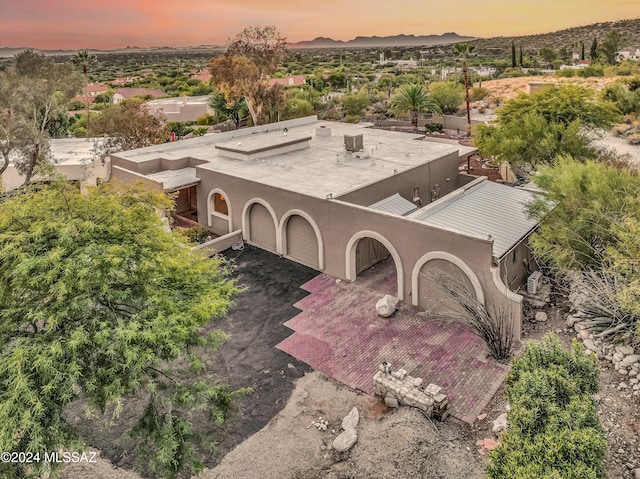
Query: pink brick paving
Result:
<box><xmin>276</xmin><ymin>258</ymin><xmax>510</xmax><ymax>424</ymax></box>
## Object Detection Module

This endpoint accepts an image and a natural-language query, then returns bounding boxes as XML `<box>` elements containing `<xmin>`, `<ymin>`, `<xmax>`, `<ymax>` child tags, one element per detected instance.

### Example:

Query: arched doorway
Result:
<box><xmin>281</xmin><ymin>211</ymin><xmax>323</xmax><ymax>270</ymax></box>
<box><xmin>345</xmin><ymin>231</ymin><xmax>404</xmax><ymax>298</ymax></box>
<box><xmin>247</xmin><ymin>202</ymin><xmax>277</xmax><ymax>252</ymax></box>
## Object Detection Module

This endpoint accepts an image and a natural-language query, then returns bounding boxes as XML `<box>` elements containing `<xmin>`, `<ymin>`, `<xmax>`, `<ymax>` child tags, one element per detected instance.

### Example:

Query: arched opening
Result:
<box><xmin>207</xmin><ymin>188</ymin><xmax>232</xmax><ymax>234</ymax></box>
<box><xmin>281</xmin><ymin>211</ymin><xmax>323</xmax><ymax>270</ymax></box>
<box><xmin>411</xmin><ymin>251</ymin><xmax>484</xmax><ymax>317</ymax></box>
<box><xmin>345</xmin><ymin>231</ymin><xmax>403</xmax><ymax>298</ymax></box>
<box><xmin>246</xmin><ymin>202</ymin><xmax>277</xmax><ymax>252</ymax></box>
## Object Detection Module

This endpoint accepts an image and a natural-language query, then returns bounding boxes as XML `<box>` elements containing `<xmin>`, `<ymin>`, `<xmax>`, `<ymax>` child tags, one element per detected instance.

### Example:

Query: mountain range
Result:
<box><xmin>291</xmin><ymin>32</ymin><xmax>476</xmax><ymax>48</ymax></box>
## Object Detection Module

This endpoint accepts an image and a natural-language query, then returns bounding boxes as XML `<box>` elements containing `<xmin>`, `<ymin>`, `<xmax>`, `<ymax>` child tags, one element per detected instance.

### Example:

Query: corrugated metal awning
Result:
<box><xmin>368</xmin><ymin>193</ymin><xmax>418</xmax><ymax>216</ymax></box>
<box><xmin>411</xmin><ymin>179</ymin><xmax>541</xmax><ymax>258</ymax></box>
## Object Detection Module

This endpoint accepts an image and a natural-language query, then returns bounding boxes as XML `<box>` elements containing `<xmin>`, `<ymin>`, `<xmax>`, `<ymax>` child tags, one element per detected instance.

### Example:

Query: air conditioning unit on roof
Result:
<box><xmin>527</xmin><ymin>271</ymin><xmax>543</xmax><ymax>295</ymax></box>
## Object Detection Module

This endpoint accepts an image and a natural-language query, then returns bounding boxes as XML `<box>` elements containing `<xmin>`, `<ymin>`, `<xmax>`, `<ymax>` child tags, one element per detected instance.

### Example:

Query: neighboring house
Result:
<box><xmin>110</xmin><ymin>76</ymin><xmax>142</xmax><ymax>86</ymax></box>
<box><xmin>1</xmin><ymin>138</ymin><xmax>109</xmax><ymax>191</ymax></box>
<box><xmin>112</xmin><ymin>88</ymin><xmax>165</xmax><ymax>104</ymax></box>
<box><xmin>145</xmin><ymin>96</ymin><xmax>214</xmax><ymax>122</ymax></box>
<box><xmin>267</xmin><ymin>75</ymin><xmax>307</xmax><ymax>87</ymax></box>
<box><xmin>110</xmin><ymin>116</ymin><xmax>543</xmax><ymax>341</ymax></box>
<box><xmin>378</xmin><ymin>53</ymin><xmax>418</xmax><ymax>69</ymax></box>
<box><xmin>618</xmin><ymin>48</ymin><xmax>640</xmax><ymax>61</ymax></box>
<box><xmin>86</xmin><ymin>82</ymin><xmax>108</xmax><ymax>97</ymax></box>
<box><xmin>190</xmin><ymin>70</ymin><xmax>212</xmax><ymax>83</ymax></box>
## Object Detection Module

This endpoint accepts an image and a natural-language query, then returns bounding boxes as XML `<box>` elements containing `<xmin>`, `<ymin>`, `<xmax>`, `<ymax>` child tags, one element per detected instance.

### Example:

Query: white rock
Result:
<box><xmin>492</xmin><ymin>413</ymin><xmax>508</xmax><ymax>434</ymax></box>
<box><xmin>535</xmin><ymin>311</ymin><xmax>548</xmax><ymax>322</ymax></box>
<box><xmin>578</xmin><ymin>330</ymin><xmax>591</xmax><ymax>340</ymax></box>
<box><xmin>621</xmin><ymin>355</ymin><xmax>640</xmax><ymax>368</ymax></box>
<box><xmin>583</xmin><ymin>339</ymin><xmax>598</xmax><ymax>352</ymax></box>
<box><xmin>613</xmin><ymin>352</ymin><xmax>625</xmax><ymax>362</ymax></box>
<box><xmin>618</xmin><ymin>345</ymin><xmax>635</xmax><ymax>355</ymax></box>
<box><xmin>619</xmin><ymin>369</ymin><xmax>629</xmax><ymax>375</ymax></box>
<box><xmin>619</xmin><ymin>382</ymin><xmax>629</xmax><ymax>390</ymax></box>
<box><xmin>341</xmin><ymin>407</ymin><xmax>359</xmax><ymax>431</ymax></box>
<box><xmin>332</xmin><ymin>429</ymin><xmax>358</xmax><ymax>452</ymax></box>
<box><xmin>565</xmin><ymin>315</ymin><xmax>577</xmax><ymax>327</ymax></box>
<box><xmin>376</xmin><ymin>294</ymin><xmax>399</xmax><ymax>318</ymax></box>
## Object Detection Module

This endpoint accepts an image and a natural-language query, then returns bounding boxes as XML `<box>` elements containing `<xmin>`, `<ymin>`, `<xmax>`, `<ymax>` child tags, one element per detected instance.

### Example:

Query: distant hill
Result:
<box><xmin>291</xmin><ymin>32</ymin><xmax>476</xmax><ymax>48</ymax></box>
<box><xmin>472</xmin><ymin>18</ymin><xmax>640</xmax><ymax>55</ymax></box>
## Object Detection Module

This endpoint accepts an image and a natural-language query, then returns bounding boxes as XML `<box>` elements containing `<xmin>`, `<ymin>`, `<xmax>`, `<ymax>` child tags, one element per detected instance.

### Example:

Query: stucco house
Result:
<box><xmin>112</xmin><ymin>88</ymin><xmax>165</xmax><ymax>104</ymax></box>
<box><xmin>1</xmin><ymin>138</ymin><xmax>109</xmax><ymax>191</ymax></box>
<box><xmin>144</xmin><ymin>95</ymin><xmax>214</xmax><ymax>123</ymax></box>
<box><xmin>110</xmin><ymin>116</ymin><xmax>542</xmax><ymax>339</ymax></box>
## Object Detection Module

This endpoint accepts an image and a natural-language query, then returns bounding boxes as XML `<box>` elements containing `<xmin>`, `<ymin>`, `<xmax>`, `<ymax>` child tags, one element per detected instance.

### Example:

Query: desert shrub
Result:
<box><xmin>425</xmin><ymin>122</ymin><xmax>443</xmax><ymax>133</ymax></box>
<box><xmin>344</xmin><ymin>114</ymin><xmax>361</xmax><ymax>124</ymax></box>
<box><xmin>578</xmin><ymin>65</ymin><xmax>604</xmax><ymax>77</ymax></box>
<box><xmin>486</xmin><ymin>334</ymin><xmax>606</xmax><ymax>479</ymax></box>
<box><xmin>175</xmin><ymin>225</ymin><xmax>212</xmax><ymax>244</ymax></box>
<box><xmin>556</xmin><ymin>68</ymin><xmax>575</xmax><ymax>77</ymax></box>
<box><xmin>196</xmin><ymin>114</ymin><xmax>216</xmax><ymax>125</ymax></box>
<box><xmin>469</xmin><ymin>86</ymin><xmax>488</xmax><ymax>101</ymax></box>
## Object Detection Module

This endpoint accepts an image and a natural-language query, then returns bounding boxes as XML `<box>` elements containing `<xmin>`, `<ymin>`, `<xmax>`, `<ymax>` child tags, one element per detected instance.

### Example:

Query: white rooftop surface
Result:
<box><xmin>410</xmin><ymin>179</ymin><xmax>541</xmax><ymax>259</ymax></box>
<box><xmin>113</xmin><ymin>117</ymin><xmax>465</xmax><ymax>198</ymax></box>
<box><xmin>145</xmin><ymin>95</ymin><xmax>211</xmax><ymax>106</ymax></box>
<box><xmin>9</xmin><ymin>138</ymin><xmax>101</xmax><ymax>165</ymax></box>
<box><xmin>146</xmin><ymin>167</ymin><xmax>199</xmax><ymax>191</ymax></box>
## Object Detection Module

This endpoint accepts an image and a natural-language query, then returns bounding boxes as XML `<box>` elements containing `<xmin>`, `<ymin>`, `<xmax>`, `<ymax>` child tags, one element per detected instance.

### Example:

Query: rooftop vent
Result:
<box><xmin>344</xmin><ymin>134</ymin><xmax>363</xmax><ymax>153</ymax></box>
<box><xmin>316</xmin><ymin>126</ymin><xmax>331</xmax><ymax>137</ymax></box>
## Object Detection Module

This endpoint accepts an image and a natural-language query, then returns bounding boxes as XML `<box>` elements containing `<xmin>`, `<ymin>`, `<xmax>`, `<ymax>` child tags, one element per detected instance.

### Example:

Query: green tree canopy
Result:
<box><xmin>209</xmin><ymin>26</ymin><xmax>287</xmax><ymax>126</ymax></box>
<box><xmin>428</xmin><ymin>81</ymin><xmax>464</xmax><ymax>115</ymax></box>
<box><xmin>474</xmin><ymin>85</ymin><xmax>621</xmax><ymax>169</ymax></box>
<box><xmin>89</xmin><ymin>98</ymin><xmax>170</xmax><ymax>159</ymax></box>
<box><xmin>389</xmin><ymin>83</ymin><xmax>442</xmax><ymax>117</ymax></box>
<box><xmin>0</xmin><ymin>181</ymin><xmax>241</xmax><ymax>478</ymax></box>
<box><xmin>528</xmin><ymin>156</ymin><xmax>640</xmax><ymax>271</ymax></box>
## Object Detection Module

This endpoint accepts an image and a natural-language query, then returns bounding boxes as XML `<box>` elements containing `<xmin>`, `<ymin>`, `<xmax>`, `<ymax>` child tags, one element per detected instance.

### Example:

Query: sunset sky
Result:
<box><xmin>0</xmin><ymin>0</ymin><xmax>638</xmax><ymax>50</ymax></box>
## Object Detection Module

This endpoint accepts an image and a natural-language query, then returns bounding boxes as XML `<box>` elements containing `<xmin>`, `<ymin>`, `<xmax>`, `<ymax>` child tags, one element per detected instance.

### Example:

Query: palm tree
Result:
<box><xmin>389</xmin><ymin>83</ymin><xmax>442</xmax><ymax>129</ymax></box>
<box><xmin>71</xmin><ymin>50</ymin><xmax>97</xmax><ymax>128</ymax></box>
<box><xmin>454</xmin><ymin>42</ymin><xmax>475</xmax><ymax>137</ymax></box>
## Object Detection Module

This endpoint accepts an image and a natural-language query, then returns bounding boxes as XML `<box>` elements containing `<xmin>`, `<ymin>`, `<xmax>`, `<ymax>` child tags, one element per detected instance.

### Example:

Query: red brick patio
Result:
<box><xmin>276</xmin><ymin>258</ymin><xmax>510</xmax><ymax>424</ymax></box>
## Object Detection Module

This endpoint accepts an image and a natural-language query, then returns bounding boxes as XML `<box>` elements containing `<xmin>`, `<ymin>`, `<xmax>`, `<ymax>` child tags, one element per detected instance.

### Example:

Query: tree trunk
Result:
<box><xmin>462</xmin><ymin>59</ymin><xmax>471</xmax><ymax>137</ymax></box>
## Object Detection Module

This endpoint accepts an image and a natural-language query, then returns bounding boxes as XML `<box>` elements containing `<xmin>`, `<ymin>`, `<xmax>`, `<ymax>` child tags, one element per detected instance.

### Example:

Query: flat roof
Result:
<box><xmin>410</xmin><ymin>178</ymin><xmax>541</xmax><ymax>259</ymax></box>
<box><xmin>9</xmin><ymin>138</ymin><xmax>102</xmax><ymax>165</ymax></box>
<box><xmin>145</xmin><ymin>95</ymin><xmax>211</xmax><ymax>106</ymax></box>
<box><xmin>145</xmin><ymin>167</ymin><xmax>199</xmax><ymax>191</ymax></box>
<box><xmin>112</xmin><ymin>117</ymin><xmax>468</xmax><ymax>198</ymax></box>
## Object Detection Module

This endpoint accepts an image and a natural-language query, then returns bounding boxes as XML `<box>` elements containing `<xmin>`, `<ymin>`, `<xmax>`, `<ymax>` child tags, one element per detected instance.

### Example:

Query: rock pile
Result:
<box><xmin>568</xmin><ymin>316</ymin><xmax>640</xmax><ymax>396</ymax></box>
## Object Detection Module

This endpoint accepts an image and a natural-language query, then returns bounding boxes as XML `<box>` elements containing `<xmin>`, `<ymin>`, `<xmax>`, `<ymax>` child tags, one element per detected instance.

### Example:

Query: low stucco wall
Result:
<box><xmin>193</xmin><ymin>230</ymin><xmax>243</xmax><ymax>257</ymax></box>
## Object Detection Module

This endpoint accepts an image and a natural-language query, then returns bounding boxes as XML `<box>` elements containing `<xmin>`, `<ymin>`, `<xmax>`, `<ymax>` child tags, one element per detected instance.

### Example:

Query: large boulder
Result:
<box><xmin>332</xmin><ymin>428</ymin><xmax>358</xmax><ymax>452</ymax></box>
<box><xmin>376</xmin><ymin>294</ymin><xmax>399</xmax><ymax>318</ymax></box>
<box><xmin>341</xmin><ymin>407</ymin><xmax>360</xmax><ymax>431</ymax></box>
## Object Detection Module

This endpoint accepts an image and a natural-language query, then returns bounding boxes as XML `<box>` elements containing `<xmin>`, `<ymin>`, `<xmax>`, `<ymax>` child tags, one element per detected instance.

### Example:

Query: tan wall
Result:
<box><xmin>500</xmin><ymin>240</ymin><xmax>537</xmax><ymax>291</ymax></box>
<box><xmin>336</xmin><ymin>152</ymin><xmax>459</xmax><ymax>206</ymax></box>
<box><xmin>194</xmin><ymin>230</ymin><xmax>243</xmax><ymax>257</ymax></box>
<box><xmin>196</xmin><ymin>168</ymin><xmax>523</xmax><ymax>339</ymax></box>
<box><xmin>110</xmin><ymin>156</ymin><xmax>207</xmax><ymax>176</ymax></box>
<box><xmin>109</xmin><ymin>166</ymin><xmax>163</xmax><ymax>191</ymax></box>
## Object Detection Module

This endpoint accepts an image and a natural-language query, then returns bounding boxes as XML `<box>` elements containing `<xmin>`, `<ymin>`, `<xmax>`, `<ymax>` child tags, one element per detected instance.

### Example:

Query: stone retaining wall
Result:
<box><xmin>373</xmin><ymin>362</ymin><xmax>448</xmax><ymax>419</ymax></box>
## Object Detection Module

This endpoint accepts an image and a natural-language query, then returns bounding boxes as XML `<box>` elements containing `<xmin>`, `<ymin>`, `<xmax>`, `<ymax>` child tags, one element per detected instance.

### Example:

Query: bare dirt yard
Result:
<box><xmin>61</xmin><ymin>247</ymin><xmax>640</xmax><ymax>479</ymax></box>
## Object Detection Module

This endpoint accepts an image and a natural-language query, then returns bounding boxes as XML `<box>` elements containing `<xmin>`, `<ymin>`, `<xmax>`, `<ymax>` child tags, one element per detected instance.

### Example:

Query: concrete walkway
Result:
<box><xmin>276</xmin><ymin>259</ymin><xmax>510</xmax><ymax>424</ymax></box>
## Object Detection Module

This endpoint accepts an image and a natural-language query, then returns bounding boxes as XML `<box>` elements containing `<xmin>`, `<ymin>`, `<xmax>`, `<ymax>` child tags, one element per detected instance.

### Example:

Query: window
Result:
<box><xmin>412</xmin><ymin>187</ymin><xmax>420</xmax><ymax>201</ymax></box>
<box><xmin>213</xmin><ymin>193</ymin><xmax>228</xmax><ymax>216</ymax></box>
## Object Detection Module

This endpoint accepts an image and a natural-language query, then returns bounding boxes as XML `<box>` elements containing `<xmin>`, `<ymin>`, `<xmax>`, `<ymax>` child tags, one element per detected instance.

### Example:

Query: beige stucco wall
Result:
<box><xmin>195</xmin><ymin>168</ymin><xmax>523</xmax><ymax>339</ymax></box>
<box><xmin>335</xmin><ymin>151</ymin><xmax>459</xmax><ymax>206</ymax></box>
<box><xmin>500</xmin><ymin>240</ymin><xmax>537</xmax><ymax>292</ymax></box>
